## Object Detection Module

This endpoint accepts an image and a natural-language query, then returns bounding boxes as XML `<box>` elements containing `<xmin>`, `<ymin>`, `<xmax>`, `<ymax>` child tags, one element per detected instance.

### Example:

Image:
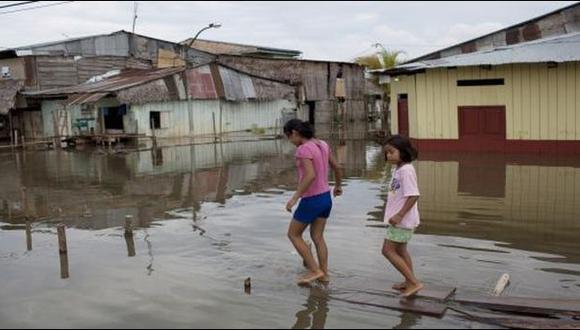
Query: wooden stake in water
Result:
<box><xmin>57</xmin><ymin>224</ymin><xmax>67</xmax><ymax>254</ymax></box>
<box><xmin>244</xmin><ymin>277</ymin><xmax>252</xmax><ymax>295</ymax></box>
<box><xmin>25</xmin><ymin>219</ymin><xmax>32</xmax><ymax>251</ymax></box>
<box><xmin>57</xmin><ymin>224</ymin><xmax>69</xmax><ymax>279</ymax></box>
<box><xmin>124</xmin><ymin>215</ymin><xmax>136</xmax><ymax>257</ymax></box>
<box><xmin>59</xmin><ymin>251</ymin><xmax>70</xmax><ymax>279</ymax></box>
<box><xmin>124</xmin><ymin>215</ymin><xmax>134</xmax><ymax>237</ymax></box>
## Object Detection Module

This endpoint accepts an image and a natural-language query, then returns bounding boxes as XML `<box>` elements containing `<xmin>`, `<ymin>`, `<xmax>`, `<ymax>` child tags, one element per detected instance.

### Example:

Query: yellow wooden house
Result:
<box><xmin>378</xmin><ymin>4</ymin><xmax>580</xmax><ymax>154</ymax></box>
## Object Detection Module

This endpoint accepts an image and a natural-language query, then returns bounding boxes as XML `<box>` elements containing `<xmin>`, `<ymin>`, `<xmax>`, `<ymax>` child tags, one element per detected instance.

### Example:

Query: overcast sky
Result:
<box><xmin>0</xmin><ymin>1</ymin><xmax>576</xmax><ymax>61</ymax></box>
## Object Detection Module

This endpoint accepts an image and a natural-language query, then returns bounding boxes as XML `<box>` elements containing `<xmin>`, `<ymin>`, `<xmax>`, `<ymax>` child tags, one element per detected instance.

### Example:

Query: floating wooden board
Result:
<box><xmin>454</xmin><ymin>294</ymin><xmax>580</xmax><ymax>316</ymax></box>
<box><xmin>336</xmin><ymin>284</ymin><xmax>456</xmax><ymax>302</ymax></box>
<box><xmin>333</xmin><ymin>292</ymin><xmax>448</xmax><ymax>317</ymax></box>
<box><xmin>463</xmin><ymin>311</ymin><xmax>580</xmax><ymax>330</ymax></box>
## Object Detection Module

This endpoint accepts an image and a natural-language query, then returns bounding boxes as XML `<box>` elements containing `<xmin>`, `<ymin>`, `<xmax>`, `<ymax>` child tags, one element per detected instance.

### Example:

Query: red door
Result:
<box><xmin>459</xmin><ymin>106</ymin><xmax>506</xmax><ymax>152</ymax></box>
<box><xmin>397</xmin><ymin>96</ymin><xmax>409</xmax><ymax>137</ymax></box>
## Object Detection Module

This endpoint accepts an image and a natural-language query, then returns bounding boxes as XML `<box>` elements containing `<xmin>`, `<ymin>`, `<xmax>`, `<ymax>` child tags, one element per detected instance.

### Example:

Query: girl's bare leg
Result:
<box><xmin>288</xmin><ymin>220</ymin><xmax>324</xmax><ymax>284</ymax></box>
<box><xmin>392</xmin><ymin>243</ymin><xmax>414</xmax><ymax>290</ymax></box>
<box><xmin>382</xmin><ymin>240</ymin><xmax>423</xmax><ymax>297</ymax></box>
<box><xmin>310</xmin><ymin>218</ymin><xmax>329</xmax><ymax>282</ymax></box>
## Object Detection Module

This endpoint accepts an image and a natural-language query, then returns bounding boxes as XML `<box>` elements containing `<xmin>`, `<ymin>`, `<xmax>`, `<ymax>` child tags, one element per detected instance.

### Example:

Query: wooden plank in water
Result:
<box><xmin>463</xmin><ymin>311</ymin><xmax>580</xmax><ymax>330</ymax></box>
<box><xmin>481</xmin><ymin>317</ymin><xmax>580</xmax><ymax>329</ymax></box>
<box><xmin>334</xmin><ymin>279</ymin><xmax>456</xmax><ymax>302</ymax></box>
<box><xmin>386</xmin><ymin>285</ymin><xmax>456</xmax><ymax>301</ymax></box>
<box><xmin>334</xmin><ymin>293</ymin><xmax>448</xmax><ymax>317</ymax></box>
<box><xmin>454</xmin><ymin>294</ymin><xmax>580</xmax><ymax>316</ymax></box>
<box><xmin>347</xmin><ymin>284</ymin><xmax>456</xmax><ymax>302</ymax></box>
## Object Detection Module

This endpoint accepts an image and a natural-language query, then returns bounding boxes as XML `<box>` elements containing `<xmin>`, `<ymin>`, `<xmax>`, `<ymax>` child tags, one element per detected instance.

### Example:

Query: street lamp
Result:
<box><xmin>187</xmin><ymin>23</ymin><xmax>222</xmax><ymax>48</ymax></box>
<box><xmin>184</xmin><ymin>23</ymin><xmax>222</xmax><ymax>139</ymax></box>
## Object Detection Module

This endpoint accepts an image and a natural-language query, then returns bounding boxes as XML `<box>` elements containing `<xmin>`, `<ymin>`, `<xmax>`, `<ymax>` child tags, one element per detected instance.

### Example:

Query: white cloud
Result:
<box><xmin>0</xmin><ymin>1</ymin><xmax>575</xmax><ymax>62</ymax></box>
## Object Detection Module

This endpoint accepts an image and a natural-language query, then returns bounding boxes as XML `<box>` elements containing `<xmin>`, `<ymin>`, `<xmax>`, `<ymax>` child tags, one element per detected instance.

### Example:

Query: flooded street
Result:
<box><xmin>1</xmin><ymin>139</ymin><xmax>580</xmax><ymax>328</ymax></box>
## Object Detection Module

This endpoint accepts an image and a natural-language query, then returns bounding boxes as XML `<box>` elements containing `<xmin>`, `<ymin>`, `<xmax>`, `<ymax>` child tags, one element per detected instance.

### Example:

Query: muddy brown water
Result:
<box><xmin>1</xmin><ymin>139</ymin><xmax>580</xmax><ymax>328</ymax></box>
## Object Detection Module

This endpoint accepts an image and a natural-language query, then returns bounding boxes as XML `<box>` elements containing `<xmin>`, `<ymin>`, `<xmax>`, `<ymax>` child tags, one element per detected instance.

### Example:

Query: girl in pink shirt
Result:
<box><xmin>383</xmin><ymin>135</ymin><xmax>423</xmax><ymax>297</ymax></box>
<box><xmin>284</xmin><ymin>119</ymin><xmax>343</xmax><ymax>286</ymax></box>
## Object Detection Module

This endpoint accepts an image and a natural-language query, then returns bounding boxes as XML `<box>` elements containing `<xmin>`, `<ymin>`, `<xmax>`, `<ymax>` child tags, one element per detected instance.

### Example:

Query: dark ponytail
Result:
<box><xmin>284</xmin><ymin>119</ymin><xmax>315</xmax><ymax>139</ymax></box>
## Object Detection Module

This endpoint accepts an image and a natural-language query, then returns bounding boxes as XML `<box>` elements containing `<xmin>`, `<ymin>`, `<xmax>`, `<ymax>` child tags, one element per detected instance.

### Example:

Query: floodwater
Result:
<box><xmin>1</xmin><ymin>138</ymin><xmax>580</xmax><ymax>329</ymax></box>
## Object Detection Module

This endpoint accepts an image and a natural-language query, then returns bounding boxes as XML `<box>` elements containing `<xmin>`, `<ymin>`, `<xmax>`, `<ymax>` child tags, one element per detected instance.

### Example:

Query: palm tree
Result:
<box><xmin>355</xmin><ymin>46</ymin><xmax>404</xmax><ymax>133</ymax></box>
<box><xmin>355</xmin><ymin>46</ymin><xmax>404</xmax><ymax>71</ymax></box>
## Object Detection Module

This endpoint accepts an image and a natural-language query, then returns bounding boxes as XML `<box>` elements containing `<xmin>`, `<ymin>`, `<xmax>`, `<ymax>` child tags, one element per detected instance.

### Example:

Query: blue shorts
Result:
<box><xmin>294</xmin><ymin>191</ymin><xmax>332</xmax><ymax>224</ymax></box>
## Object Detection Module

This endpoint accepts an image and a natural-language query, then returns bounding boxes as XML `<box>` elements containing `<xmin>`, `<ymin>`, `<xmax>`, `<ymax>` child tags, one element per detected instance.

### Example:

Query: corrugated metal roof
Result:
<box><xmin>24</xmin><ymin>67</ymin><xmax>184</xmax><ymax>97</ymax></box>
<box><xmin>219</xmin><ymin>66</ymin><xmax>257</xmax><ymax>101</ymax></box>
<box><xmin>183</xmin><ymin>38</ymin><xmax>302</xmax><ymax>58</ymax></box>
<box><xmin>378</xmin><ymin>32</ymin><xmax>580</xmax><ymax>74</ymax></box>
<box><xmin>0</xmin><ymin>80</ymin><xmax>21</xmax><ymax>115</ymax></box>
<box><xmin>65</xmin><ymin>93</ymin><xmax>109</xmax><ymax>106</ymax></box>
<box><xmin>186</xmin><ymin>65</ymin><xmax>218</xmax><ymax>99</ymax></box>
<box><xmin>22</xmin><ymin>64</ymin><xmax>295</xmax><ymax>104</ymax></box>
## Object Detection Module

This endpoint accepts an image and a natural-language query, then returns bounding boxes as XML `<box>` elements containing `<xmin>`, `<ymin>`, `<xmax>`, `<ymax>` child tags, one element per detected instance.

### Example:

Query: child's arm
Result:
<box><xmin>286</xmin><ymin>159</ymin><xmax>316</xmax><ymax>212</ymax></box>
<box><xmin>389</xmin><ymin>196</ymin><xmax>420</xmax><ymax>225</ymax></box>
<box><xmin>329</xmin><ymin>153</ymin><xmax>343</xmax><ymax>196</ymax></box>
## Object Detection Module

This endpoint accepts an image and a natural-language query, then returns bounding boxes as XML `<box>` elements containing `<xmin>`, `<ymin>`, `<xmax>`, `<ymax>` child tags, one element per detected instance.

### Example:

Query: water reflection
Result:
<box><xmin>292</xmin><ymin>287</ymin><xmax>329</xmax><ymax>330</ymax></box>
<box><xmin>414</xmin><ymin>152</ymin><xmax>580</xmax><ymax>262</ymax></box>
<box><xmin>392</xmin><ymin>312</ymin><xmax>421</xmax><ymax>329</ymax></box>
<box><xmin>2</xmin><ymin>139</ymin><xmax>580</xmax><ymax>263</ymax></box>
<box><xmin>1</xmin><ymin>137</ymin><xmax>580</xmax><ymax>328</ymax></box>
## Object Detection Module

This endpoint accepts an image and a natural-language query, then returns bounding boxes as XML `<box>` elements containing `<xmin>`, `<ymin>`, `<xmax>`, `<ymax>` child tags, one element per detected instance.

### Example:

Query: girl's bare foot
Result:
<box><xmin>401</xmin><ymin>282</ymin><xmax>424</xmax><ymax>298</ymax></box>
<box><xmin>392</xmin><ymin>282</ymin><xmax>407</xmax><ymax>291</ymax></box>
<box><xmin>297</xmin><ymin>270</ymin><xmax>325</xmax><ymax>285</ymax></box>
<box><xmin>318</xmin><ymin>274</ymin><xmax>331</xmax><ymax>284</ymax></box>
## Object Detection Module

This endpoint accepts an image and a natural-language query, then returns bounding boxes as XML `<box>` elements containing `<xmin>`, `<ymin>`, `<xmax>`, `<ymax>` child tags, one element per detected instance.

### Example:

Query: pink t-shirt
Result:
<box><xmin>384</xmin><ymin>163</ymin><xmax>421</xmax><ymax>229</ymax></box>
<box><xmin>296</xmin><ymin>139</ymin><xmax>331</xmax><ymax>198</ymax></box>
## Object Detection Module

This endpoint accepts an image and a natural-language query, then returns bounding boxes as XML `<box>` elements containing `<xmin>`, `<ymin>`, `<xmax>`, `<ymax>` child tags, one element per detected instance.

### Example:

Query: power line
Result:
<box><xmin>0</xmin><ymin>1</ymin><xmax>74</xmax><ymax>15</ymax></box>
<box><xmin>0</xmin><ymin>1</ymin><xmax>38</xmax><ymax>10</ymax></box>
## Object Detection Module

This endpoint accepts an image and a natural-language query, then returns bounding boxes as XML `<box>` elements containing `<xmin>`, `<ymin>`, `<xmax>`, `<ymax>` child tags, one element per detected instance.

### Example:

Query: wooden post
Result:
<box><xmin>57</xmin><ymin>224</ymin><xmax>69</xmax><ymax>279</ymax></box>
<box><xmin>25</xmin><ymin>219</ymin><xmax>32</xmax><ymax>251</ymax></box>
<box><xmin>8</xmin><ymin>112</ymin><xmax>14</xmax><ymax>150</ymax></box>
<box><xmin>124</xmin><ymin>215</ymin><xmax>134</xmax><ymax>237</ymax></box>
<box><xmin>244</xmin><ymin>277</ymin><xmax>251</xmax><ymax>295</ymax></box>
<box><xmin>125</xmin><ymin>232</ymin><xmax>136</xmax><ymax>258</ymax></box>
<box><xmin>57</xmin><ymin>224</ymin><xmax>67</xmax><ymax>254</ymax></box>
<box><xmin>52</xmin><ymin>111</ymin><xmax>59</xmax><ymax>150</ymax></box>
<box><xmin>20</xmin><ymin>187</ymin><xmax>27</xmax><ymax>217</ymax></box>
<box><xmin>150</xmin><ymin>119</ymin><xmax>157</xmax><ymax>149</ymax></box>
<box><xmin>21</xmin><ymin>129</ymin><xmax>25</xmax><ymax>151</ymax></box>
<box><xmin>212</xmin><ymin>112</ymin><xmax>217</xmax><ymax>143</ymax></box>
<box><xmin>59</xmin><ymin>251</ymin><xmax>69</xmax><ymax>279</ymax></box>
<box><xmin>124</xmin><ymin>215</ymin><xmax>136</xmax><ymax>258</ymax></box>
<box><xmin>14</xmin><ymin>130</ymin><xmax>19</xmax><ymax>148</ymax></box>
<box><xmin>219</xmin><ymin>101</ymin><xmax>223</xmax><ymax>141</ymax></box>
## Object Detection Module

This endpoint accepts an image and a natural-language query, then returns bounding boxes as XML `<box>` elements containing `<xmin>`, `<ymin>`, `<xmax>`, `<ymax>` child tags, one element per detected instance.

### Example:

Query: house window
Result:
<box><xmin>1</xmin><ymin>67</ymin><xmax>10</xmax><ymax>79</ymax></box>
<box><xmin>150</xmin><ymin>112</ymin><xmax>161</xmax><ymax>129</ymax></box>
<box><xmin>150</xmin><ymin>111</ymin><xmax>169</xmax><ymax>129</ymax></box>
<box><xmin>457</xmin><ymin>79</ymin><xmax>504</xmax><ymax>86</ymax></box>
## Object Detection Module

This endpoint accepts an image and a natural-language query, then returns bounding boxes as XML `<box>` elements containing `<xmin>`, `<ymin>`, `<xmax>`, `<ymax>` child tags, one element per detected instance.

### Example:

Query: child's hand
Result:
<box><xmin>389</xmin><ymin>214</ymin><xmax>404</xmax><ymax>226</ymax></box>
<box><xmin>286</xmin><ymin>196</ymin><xmax>299</xmax><ymax>213</ymax></box>
<box><xmin>333</xmin><ymin>186</ymin><xmax>343</xmax><ymax>197</ymax></box>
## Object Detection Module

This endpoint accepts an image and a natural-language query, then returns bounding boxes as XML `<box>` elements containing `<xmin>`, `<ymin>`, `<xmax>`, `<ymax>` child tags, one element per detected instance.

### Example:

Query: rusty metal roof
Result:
<box><xmin>23</xmin><ymin>63</ymin><xmax>296</xmax><ymax>104</ymax></box>
<box><xmin>24</xmin><ymin>67</ymin><xmax>184</xmax><ymax>97</ymax></box>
